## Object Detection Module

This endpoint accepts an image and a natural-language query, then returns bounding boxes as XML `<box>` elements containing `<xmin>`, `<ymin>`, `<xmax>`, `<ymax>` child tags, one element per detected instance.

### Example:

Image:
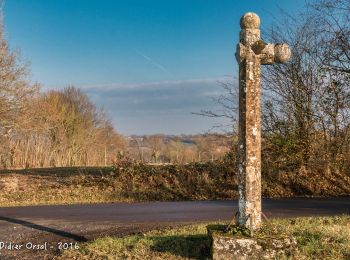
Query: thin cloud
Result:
<box><xmin>83</xmin><ymin>76</ymin><xmax>234</xmax><ymax>91</ymax></box>
<box><xmin>82</xmin><ymin>77</ymin><xmax>234</xmax><ymax>134</ymax></box>
<box><xmin>135</xmin><ymin>49</ymin><xmax>171</xmax><ymax>75</ymax></box>
<box><xmin>84</xmin><ymin>77</ymin><xmax>234</xmax><ymax>112</ymax></box>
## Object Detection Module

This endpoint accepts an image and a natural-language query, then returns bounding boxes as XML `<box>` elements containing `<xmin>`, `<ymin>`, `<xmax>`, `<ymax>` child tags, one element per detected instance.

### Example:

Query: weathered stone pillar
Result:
<box><xmin>236</xmin><ymin>13</ymin><xmax>291</xmax><ymax>230</ymax></box>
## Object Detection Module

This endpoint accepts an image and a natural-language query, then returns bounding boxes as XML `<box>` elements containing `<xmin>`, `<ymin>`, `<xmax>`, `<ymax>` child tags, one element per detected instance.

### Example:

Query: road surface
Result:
<box><xmin>0</xmin><ymin>197</ymin><xmax>348</xmax><ymax>259</ymax></box>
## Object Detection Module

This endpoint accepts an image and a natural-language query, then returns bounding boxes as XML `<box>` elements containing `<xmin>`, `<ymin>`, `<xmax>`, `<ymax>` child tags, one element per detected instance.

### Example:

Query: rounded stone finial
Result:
<box><xmin>274</xmin><ymin>43</ymin><xmax>291</xmax><ymax>63</ymax></box>
<box><xmin>240</xmin><ymin>12</ymin><xmax>260</xmax><ymax>29</ymax></box>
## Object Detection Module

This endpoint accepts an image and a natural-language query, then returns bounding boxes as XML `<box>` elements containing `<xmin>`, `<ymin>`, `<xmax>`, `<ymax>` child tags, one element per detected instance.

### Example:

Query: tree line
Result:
<box><xmin>0</xmin><ymin>21</ymin><xmax>125</xmax><ymax>168</ymax></box>
<box><xmin>0</xmin><ymin>14</ymin><xmax>229</xmax><ymax>168</ymax></box>
<box><xmin>261</xmin><ymin>0</ymin><xmax>350</xmax><ymax>175</ymax></box>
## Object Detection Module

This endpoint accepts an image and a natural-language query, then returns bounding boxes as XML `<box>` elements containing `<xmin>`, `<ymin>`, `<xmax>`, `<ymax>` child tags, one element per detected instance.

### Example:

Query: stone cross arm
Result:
<box><xmin>235</xmin><ymin>12</ymin><xmax>291</xmax><ymax>65</ymax></box>
<box><xmin>236</xmin><ymin>41</ymin><xmax>291</xmax><ymax>64</ymax></box>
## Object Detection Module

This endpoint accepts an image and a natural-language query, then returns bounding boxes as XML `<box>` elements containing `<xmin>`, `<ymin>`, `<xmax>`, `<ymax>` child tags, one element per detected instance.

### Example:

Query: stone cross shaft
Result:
<box><xmin>235</xmin><ymin>13</ymin><xmax>291</xmax><ymax>230</ymax></box>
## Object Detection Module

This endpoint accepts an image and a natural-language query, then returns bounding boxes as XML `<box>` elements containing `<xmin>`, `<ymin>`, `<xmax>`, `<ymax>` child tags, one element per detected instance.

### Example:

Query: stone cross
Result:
<box><xmin>235</xmin><ymin>12</ymin><xmax>291</xmax><ymax>230</ymax></box>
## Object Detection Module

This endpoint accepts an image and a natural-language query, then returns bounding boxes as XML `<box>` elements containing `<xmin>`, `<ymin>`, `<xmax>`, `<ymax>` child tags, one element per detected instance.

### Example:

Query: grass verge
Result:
<box><xmin>58</xmin><ymin>215</ymin><xmax>350</xmax><ymax>260</ymax></box>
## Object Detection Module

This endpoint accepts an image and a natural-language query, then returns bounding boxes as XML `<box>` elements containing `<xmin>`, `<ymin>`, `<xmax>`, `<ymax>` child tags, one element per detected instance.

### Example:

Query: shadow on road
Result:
<box><xmin>0</xmin><ymin>216</ymin><xmax>87</xmax><ymax>242</ymax></box>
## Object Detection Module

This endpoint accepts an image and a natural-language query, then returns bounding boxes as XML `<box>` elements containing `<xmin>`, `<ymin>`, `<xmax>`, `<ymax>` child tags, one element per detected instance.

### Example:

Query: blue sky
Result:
<box><xmin>4</xmin><ymin>0</ymin><xmax>305</xmax><ymax>135</ymax></box>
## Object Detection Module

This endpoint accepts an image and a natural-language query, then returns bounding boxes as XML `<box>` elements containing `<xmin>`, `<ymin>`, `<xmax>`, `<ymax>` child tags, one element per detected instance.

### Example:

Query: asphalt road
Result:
<box><xmin>0</xmin><ymin>197</ymin><xmax>350</xmax><ymax>223</ymax></box>
<box><xmin>0</xmin><ymin>197</ymin><xmax>349</xmax><ymax>259</ymax></box>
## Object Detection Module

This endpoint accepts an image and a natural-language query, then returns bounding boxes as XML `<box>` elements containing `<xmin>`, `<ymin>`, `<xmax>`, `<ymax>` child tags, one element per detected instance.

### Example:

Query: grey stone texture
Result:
<box><xmin>211</xmin><ymin>231</ymin><xmax>297</xmax><ymax>260</ymax></box>
<box><xmin>236</xmin><ymin>12</ymin><xmax>291</xmax><ymax>230</ymax></box>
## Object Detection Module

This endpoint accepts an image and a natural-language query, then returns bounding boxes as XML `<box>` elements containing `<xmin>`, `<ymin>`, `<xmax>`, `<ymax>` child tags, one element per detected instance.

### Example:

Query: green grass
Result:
<box><xmin>58</xmin><ymin>215</ymin><xmax>350</xmax><ymax>260</ymax></box>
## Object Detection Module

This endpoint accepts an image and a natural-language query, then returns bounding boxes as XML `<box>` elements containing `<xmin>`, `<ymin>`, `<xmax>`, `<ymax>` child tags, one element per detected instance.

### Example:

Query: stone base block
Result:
<box><xmin>207</xmin><ymin>225</ymin><xmax>297</xmax><ymax>260</ymax></box>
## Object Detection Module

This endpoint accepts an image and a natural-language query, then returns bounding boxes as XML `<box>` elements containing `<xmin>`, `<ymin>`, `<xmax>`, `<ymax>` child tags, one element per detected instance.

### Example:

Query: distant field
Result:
<box><xmin>0</xmin><ymin>162</ymin><xmax>349</xmax><ymax>207</ymax></box>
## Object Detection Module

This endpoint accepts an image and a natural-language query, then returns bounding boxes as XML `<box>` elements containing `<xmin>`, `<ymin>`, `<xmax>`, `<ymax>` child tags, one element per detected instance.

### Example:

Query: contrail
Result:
<box><xmin>135</xmin><ymin>49</ymin><xmax>171</xmax><ymax>75</ymax></box>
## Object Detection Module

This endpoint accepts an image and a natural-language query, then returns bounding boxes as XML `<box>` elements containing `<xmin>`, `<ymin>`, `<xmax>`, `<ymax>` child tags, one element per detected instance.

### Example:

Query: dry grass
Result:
<box><xmin>0</xmin><ymin>162</ymin><xmax>349</xmax><ymax>207</ymax></box>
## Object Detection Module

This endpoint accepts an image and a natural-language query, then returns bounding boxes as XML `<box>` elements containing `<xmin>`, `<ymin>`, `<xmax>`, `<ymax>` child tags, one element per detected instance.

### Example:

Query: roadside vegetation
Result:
<box><xmin>58</xmin><ymin>215</ymin><xmax>350</xmax><ymax>260</ymax></box>
<box><xmin>0</xmin><ymin>159</ymin><xmax>349</xmax><ymax>207</ymax></box>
